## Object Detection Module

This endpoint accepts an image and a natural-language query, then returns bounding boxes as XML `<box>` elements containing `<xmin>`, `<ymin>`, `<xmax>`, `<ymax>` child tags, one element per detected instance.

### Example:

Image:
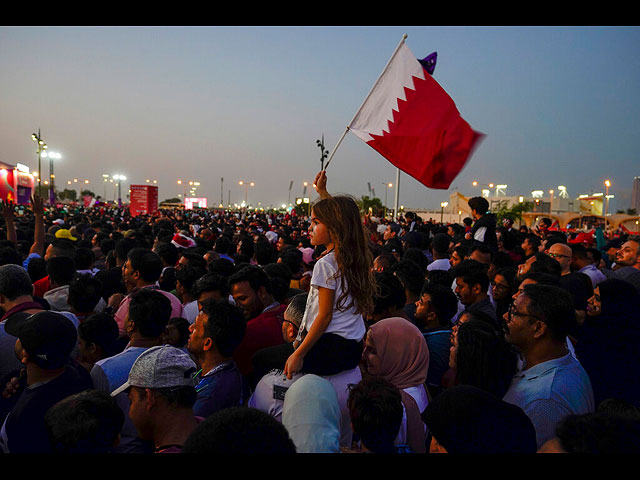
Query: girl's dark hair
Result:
<box><xmin>312</xmin><ymin>195</ymin><xmax>376</xmax><ymax>316</ymax></box>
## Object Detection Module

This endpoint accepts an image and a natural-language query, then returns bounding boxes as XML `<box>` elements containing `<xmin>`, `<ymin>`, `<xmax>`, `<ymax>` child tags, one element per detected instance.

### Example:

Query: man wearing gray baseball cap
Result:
<box><xmin>112</xmin><ymin>345</ymin><xmax>202</xmax><ymax>453</ymax></box>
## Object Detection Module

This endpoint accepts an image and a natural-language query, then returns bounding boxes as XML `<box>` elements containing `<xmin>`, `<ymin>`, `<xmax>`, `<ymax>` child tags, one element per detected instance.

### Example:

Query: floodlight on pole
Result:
<box><xmin>113</xmin><ymin>174</ymin><xmax>127</xmax><ymax>207</ymax></box>
<box><xmin>31</xmin><ymin>130</ymin><xmax>48</xmax><ymax>196</ymax></box>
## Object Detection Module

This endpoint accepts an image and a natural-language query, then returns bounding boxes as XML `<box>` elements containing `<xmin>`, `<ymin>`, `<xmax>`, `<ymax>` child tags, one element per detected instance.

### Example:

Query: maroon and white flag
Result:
<box><xmin>348</xmin><ymin>41</ymin><xmax>484</xmax><ymax>189</ymax></box>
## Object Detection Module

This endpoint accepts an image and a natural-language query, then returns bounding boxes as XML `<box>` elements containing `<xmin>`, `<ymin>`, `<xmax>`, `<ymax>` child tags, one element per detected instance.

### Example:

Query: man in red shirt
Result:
<box><xmin>228</xmin><ymin>266</ymin><xmax>286</xmax><ymax>378</ymax></box>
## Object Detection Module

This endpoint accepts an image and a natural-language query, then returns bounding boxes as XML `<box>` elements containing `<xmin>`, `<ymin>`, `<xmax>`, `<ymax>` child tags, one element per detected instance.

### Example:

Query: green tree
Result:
<box><xmin>494</xmin><ymin>200</ymin><xmax>534</xmax><ymax>224</ymax></box>
<box><xmin>58</xmin><ymin>189</ymin><xmax>78</xmax><ymax>201</ymax></box>
<box><xmin>160</xmin><ymin>197</ymin><xmax>182</xmax><ymax>205</ymax></box>
<box><xmin>357</xmin><ymin>196</ymin><xmax>383</xmax><ymax>215</ymax></box>
<box><xmin>80</xmin><ymin>189</ymin><xmax>96</xmax><ymax>198</ymax></box>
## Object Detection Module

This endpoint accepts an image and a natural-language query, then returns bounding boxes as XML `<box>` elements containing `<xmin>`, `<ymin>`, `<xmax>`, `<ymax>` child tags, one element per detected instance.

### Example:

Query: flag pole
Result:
<box><xmin>393</xmin><ymin>167</ymin><xmax>400</xmax><ymax>222</ymax></box>
<box><xmin>323</xmin><ymin>34</ymin><xmax>408</xmax><ymax>171</ymax></box>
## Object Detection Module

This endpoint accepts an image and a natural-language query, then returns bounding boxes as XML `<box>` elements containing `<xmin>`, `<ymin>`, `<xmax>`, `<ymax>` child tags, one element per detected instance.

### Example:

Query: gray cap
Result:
<box><xmin>111</xmin><ymin>345</ymin><xmax>198</xmax><ymax>397</ymax></box>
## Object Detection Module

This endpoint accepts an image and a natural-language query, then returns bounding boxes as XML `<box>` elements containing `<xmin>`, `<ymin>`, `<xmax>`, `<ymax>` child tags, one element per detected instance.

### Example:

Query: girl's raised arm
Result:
<box><xmin>313</xmin><ymin>171</ymin><xmax>331</xmax><ymax>200</ymax></box>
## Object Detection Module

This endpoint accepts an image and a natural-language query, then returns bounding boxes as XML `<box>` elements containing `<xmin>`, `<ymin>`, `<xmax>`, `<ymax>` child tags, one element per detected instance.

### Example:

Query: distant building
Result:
<box><xmin>0</xmin><ymin>161</ymin><xmax>36</xmax><ymax>205</ymax></box>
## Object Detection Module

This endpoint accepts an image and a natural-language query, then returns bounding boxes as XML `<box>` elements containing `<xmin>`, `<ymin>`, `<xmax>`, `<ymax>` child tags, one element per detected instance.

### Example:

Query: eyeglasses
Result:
<box><xmin>548</xmin><ymin>252</ymin><xmax>570</xmax><ymax>259</ymax></box>
<box><xmin>508</xmin><ymin>303</ymin><xmax>543</xmax><ymax>322</ymax></box>
<box><xmin>278</xmin><ymin>315</ymin><xmax>299</xmax><ymax>331</ymax></box>
<box><xmin>491</xmin><ymin>281</ymin><xmax>510</xmax><ymax>290</ymax></box>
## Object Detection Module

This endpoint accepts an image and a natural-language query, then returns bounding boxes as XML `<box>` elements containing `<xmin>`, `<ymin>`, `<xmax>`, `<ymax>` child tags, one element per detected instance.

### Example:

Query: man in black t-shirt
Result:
<box><xmin>0</xmin><ymin>311</ymin><xmax>93</xmax><ymax>453</ymax></box>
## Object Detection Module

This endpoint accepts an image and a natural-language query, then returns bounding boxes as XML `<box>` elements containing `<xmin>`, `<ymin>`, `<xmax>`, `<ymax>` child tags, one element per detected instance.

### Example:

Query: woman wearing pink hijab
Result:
<box><xmin>362</xmin><ymin>317</ymin><xmax>429</xmax><ymax>453</ymax></box>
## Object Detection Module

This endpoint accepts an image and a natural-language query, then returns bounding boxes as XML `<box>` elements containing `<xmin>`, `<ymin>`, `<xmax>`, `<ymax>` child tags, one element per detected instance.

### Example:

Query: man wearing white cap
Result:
<box><xmin>112</xmin><ymin>345</ymin><xmax>202</xmax><ymax>453</ymax></box>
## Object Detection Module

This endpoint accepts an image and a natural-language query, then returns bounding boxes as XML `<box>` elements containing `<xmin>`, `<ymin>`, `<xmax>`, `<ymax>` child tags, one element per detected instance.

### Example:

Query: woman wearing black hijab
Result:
<box><xmin>575</xmin><ymin>278</ymin><xmax>640</xmax><ymax>409</ymax></box>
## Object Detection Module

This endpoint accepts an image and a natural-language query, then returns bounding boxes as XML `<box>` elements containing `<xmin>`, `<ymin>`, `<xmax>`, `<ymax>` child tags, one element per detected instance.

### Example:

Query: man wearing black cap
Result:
<box><xmin>0</xmin><ymin>311</ymin><xmax>93</xmax><ymax>453</ymax></box>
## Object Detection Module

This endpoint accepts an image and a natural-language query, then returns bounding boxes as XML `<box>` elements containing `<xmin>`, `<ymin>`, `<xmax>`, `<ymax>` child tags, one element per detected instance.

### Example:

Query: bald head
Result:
<box><xmin>548</xmin><ymin>243</ymin><xmax>572</xmax><ymax>275</ymax></box>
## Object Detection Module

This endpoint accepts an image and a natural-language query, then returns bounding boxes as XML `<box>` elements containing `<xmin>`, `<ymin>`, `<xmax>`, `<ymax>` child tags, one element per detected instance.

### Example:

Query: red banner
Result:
<box><xmin>129</xmin><ymin>185</ymin><xmax>158</xmax><ymax>217</ymax></box>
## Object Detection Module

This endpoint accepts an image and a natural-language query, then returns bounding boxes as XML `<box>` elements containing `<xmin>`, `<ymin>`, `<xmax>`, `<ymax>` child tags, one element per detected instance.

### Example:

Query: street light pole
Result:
<box><xmin>113</xmin><ymin>174</ymin><xmax>126</xmax><ymax>207</ymax></box>
<box><xmin>604</xmin><ymin>179</ymin><xmax>611</xmax><ymax>217</ymax></box>
<box><xmin>31</xmin><ymin>130</ymin><xmax>47</xmax><ymax>197</ymax></box>
<box><xmin>440</xmin><ymin>201</ymin><xmax>448</xmax><ymax>223</ymax></box>
<box><xmin>44</xmin><ymin>151</ymin><xmax>61</xmax><ymax>205</ymax></box>
<box><xmin>238</xmin><ymin>181</ymin><xmax>254</xmax><ymax>205</ymax></box>
<box><xmin>288</xmin><ymin>180</ymin><xmax>293</xmax><ymax>206</ymax></box>
<box><xmin>103</xmin><ymin>174</ymin><xmax>109</xmax><ymax>201</ymax></box>
<box><xmin>382</xmin><ymin>182</ymin><xmax>392</xmax><ymax>219</ymax></box>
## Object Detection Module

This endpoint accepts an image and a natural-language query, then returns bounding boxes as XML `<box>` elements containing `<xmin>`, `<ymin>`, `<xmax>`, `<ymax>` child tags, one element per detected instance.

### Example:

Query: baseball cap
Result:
<box><xmin>568</xmin><ymin>232</ymin><xmax>595</xmax><ymax>245</ymax></box>
<box><xmin>55</xmin><ymin>229</ymin><xmax>77</xmax><ymax>241</ymax></box>
<box><xmin>111</xmin><ymin>345</ymin><xmax>198</xmax><ymax>397</ymax></box>
<box><xmin>5</xmin><ymin>310</ymin><xmax>77</xmax><ymax>370</ymax></box>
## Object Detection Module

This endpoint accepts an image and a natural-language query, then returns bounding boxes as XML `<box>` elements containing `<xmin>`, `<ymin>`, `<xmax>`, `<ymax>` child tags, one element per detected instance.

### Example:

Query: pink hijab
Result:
<box><xmin>364</xmin><ymin>317</ymin><xmax>429</xmax><ymax>388</ymax></box>
<box><xmin>363</xmin><ymin>317</ymin><xmax>429</xmax><ymax>453</ymax></box>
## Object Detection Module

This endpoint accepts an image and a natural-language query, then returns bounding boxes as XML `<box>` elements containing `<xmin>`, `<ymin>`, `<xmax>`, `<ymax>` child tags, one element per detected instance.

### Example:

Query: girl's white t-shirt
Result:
<box><xmin>297</xmin><ymin>251</ymin><xmax>366</xmax><ymax>342</ymax></box>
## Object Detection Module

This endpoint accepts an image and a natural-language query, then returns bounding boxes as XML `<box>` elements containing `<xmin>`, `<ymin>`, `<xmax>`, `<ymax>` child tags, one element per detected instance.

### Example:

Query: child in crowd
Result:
<box><xmin>284</xmin><ymin>171</ymin><xmax>376</xmax><ymax>379</ymax></box>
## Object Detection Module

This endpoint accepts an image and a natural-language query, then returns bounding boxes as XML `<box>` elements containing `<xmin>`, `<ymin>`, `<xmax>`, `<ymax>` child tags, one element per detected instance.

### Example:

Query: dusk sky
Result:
<box><xmin>1</xmin><ymin>26</ymin><xmax>639</xmax><ymax>212</ymax></box>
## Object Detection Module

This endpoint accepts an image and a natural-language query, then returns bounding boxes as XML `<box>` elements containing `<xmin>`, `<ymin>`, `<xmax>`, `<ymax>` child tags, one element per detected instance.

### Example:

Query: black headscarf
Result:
<box><xmin>422</xmin><ymin>385</ymin><xmax>537</xmax><ymax>453</ymax></box>
<box><xmin>576</xmin><ymin>278</ymin><xmax>640</xmax><ymax>408</ymax></box>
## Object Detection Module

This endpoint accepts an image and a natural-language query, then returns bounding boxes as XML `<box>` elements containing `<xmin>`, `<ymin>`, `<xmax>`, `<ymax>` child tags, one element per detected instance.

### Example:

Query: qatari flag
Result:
<box><xmin>349</xmin><ymin>41</ymin><xmax>484</xmax><ymax>189</ymax></box>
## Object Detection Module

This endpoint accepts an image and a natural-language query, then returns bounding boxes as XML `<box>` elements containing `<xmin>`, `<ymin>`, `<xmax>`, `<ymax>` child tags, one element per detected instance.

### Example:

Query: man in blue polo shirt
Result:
<box><xmin>91</xmin><ymin>288</ymin><xmax>172</xmax><ymax>453</ymax></box>
<box><xmin>502</xmin><ymin>283</ymin><xmax>594</xmax><ymax>449</ymax></box>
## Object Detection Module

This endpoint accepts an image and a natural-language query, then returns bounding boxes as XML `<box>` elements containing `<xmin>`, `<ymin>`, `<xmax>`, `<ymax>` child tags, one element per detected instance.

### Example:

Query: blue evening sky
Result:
<box><xmin>1</xmin><ymin>26</ymin><xmax>639</xmax><ymax>211</ymax></box>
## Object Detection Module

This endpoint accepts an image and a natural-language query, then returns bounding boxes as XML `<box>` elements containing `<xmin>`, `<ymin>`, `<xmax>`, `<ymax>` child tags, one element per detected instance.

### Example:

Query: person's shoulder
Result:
<box><xmin>312</xmin><ymin>251</ymin><xmax>338</xmax><ymax>275</ymax></box>
<box><xmin>95</xmin><ymin>346</ymin><xmax>140</xmax><ymax>368</ymax></box>
<box><xmin>61</xmin><ymin>360</ymin><xmax>94</xmax><ymax>387</ymax></box>
<box><xmin>158</xmin><ymin>288</ymin><xmax>182</xmax><ymax>304</ymax></box>
<box><xmin>543</xmin><ymin>354</ymin><xmax>591</xmax><ymax>395</ymax></box>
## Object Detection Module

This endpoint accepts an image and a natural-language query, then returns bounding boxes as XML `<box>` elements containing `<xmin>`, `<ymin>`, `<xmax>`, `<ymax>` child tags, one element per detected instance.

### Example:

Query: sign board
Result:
<box><xmin>185</xmin><ymin>197</ymin><xmax>207</xmax><ymax>209</ymax></box>
<box><xmin>0</xmin><ymin>167</ymin><xmax>35</xmax><ymax>205</ymax></box>
<box><xmin>129</xmin><ymin>185</ymin><xmax>159</xmax><ymax>216</ymax></box>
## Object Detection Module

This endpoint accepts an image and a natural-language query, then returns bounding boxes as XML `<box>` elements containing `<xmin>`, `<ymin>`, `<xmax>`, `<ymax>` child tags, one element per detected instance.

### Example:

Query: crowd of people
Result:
<box><xmin>0</xmin><ymin>170</ymin><xmax>639</xmax><ymax>454</ymax></box>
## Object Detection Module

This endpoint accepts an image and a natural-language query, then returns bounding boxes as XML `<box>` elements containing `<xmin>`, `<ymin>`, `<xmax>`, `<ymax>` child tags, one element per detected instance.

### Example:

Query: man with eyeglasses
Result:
<box><xmin>502</xmin><ymin>284</ymin><xmax>594</xmax><ymax>450</ymax></box>
<box><xmin>249</xmin><ymin>292</ymin><xmax>362</xmax><ymax>448</ymax></box>
<box><xmin>250</xmin><ymin>292</ymin><xmax>306</xmax><ymax>386</ymax></box>
<box><xmin>547</xmin><ymin>243</ymin><xmax>573</xmax><ymax>275</ymax></box>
